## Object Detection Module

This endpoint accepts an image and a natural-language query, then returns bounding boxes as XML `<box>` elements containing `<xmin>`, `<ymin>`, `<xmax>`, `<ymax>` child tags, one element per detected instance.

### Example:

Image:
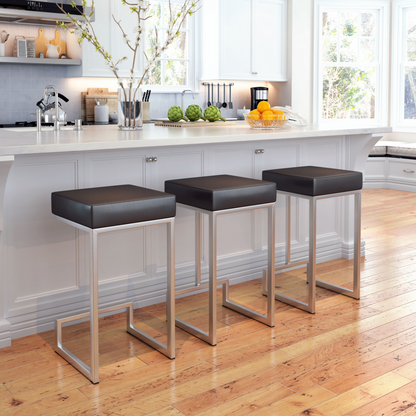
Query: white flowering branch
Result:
<box><xmin>55</xmin><ymin>0</ymin><xmax>200</xmax><ymax>127</ymax></box>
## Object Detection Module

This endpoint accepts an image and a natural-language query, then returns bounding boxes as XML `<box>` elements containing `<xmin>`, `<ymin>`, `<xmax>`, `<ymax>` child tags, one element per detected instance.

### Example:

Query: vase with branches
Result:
<box><xmin>55</xmin><ymin>0</ymin><xmax>199</xmax><ymax>129</ymax></box>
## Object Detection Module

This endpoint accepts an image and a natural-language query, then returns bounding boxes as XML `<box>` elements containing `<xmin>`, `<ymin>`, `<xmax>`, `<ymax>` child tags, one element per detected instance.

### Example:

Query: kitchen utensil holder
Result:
<box><xmin>142</xmin><ymin>102</ymin><xmax>151</xmax><ymax>123</ymax></box>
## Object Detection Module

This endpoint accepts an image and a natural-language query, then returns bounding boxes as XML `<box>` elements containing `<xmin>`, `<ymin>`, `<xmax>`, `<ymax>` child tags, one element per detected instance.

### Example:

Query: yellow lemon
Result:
<box><xmin>257</xmin><ymin>101</ymin><xmax>271</xmax><ymax>114</ymax></box>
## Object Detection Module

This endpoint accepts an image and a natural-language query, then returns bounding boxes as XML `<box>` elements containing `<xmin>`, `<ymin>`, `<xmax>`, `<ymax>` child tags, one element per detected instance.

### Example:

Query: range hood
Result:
<box><xmin>0</xmin><ymin>2</ymin><xmax>87</xmax><ymax>27</ymax></box>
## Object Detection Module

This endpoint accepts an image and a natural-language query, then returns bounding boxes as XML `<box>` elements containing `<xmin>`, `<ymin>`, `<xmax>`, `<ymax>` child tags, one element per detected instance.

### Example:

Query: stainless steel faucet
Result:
<box><xmin>181</xmin><ymin>89</ymin><xmax>195</xmax><ymax>112</ymax></box>
<box><xmin>43</xmin><ymin>85</ymin><xmax>60</xmax><ymax>131</ymax></box>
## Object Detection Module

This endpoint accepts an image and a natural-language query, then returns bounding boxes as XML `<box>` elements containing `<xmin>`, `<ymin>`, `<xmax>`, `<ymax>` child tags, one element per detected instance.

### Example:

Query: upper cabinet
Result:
<box><xmin>68</xmin><ymin>0</ymin><xmax>142</xmax><ymax>78</ymax></box>
<box><xmin>200</xmin><ymin>0</ymin><xmax>287</xmax><ymax>82</ymax></box>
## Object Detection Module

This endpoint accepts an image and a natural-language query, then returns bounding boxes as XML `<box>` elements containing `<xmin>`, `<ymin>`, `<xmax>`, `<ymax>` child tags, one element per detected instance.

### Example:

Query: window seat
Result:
<box><xmin>366</xmin><ymin>141</ymin><xmax>416</xmax><ymax>191</ymax></box>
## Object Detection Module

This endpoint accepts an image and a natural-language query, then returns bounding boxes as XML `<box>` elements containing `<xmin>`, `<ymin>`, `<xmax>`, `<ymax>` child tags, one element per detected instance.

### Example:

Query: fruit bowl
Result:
<box><xmin>243</xmin><ymin>113</ymin><xmax>288</xmax><ymax>129</ymax></box>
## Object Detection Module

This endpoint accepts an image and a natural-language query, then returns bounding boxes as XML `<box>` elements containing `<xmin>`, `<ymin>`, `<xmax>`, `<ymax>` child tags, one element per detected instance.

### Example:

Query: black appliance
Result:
<box><xmin>251</xmin><ymin>87</ymin><xmax>269</xmax><ymax>111</ymax></box>
<box><xmin>0</xmin><ymin>0</ymin><xmax>83</xmax><ymax>15</ymax></box>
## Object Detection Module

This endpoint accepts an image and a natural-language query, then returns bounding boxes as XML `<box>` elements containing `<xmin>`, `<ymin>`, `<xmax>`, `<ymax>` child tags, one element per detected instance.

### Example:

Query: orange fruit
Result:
<box><xmin>256</xmin><ymin>101</ymin><xmax>270</xmax><ymax>113</ymax></box>
<box><xmin>262</xmin><ymin>110</ymin><xmax>274</xmax><ymax>117</ymax></box>
<box><xmin>250</xmin><ymin>109</ymin><xmax>260</xmax><ymax>115</ymax></box>
<box><xmin>249</xmin><ymin>114</ymin><xmax>260</xmax><ymax>120</ymax></box>
<box><xmin>272</xmin><ymin>109</ymin><xmax>284</xmax><ymax>115</ymax></box>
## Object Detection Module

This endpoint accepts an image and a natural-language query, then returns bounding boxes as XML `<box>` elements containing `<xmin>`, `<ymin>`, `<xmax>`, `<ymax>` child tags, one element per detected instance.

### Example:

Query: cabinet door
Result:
<box><xmin>109</xmin><ymin>2</ymin><xmax>144</xmax><ymax>78</ymax></box>
<box><xmin>219</xmin><ymin>0</ymin><xmax>252</xmax><ymax>80</ymax></box>
<box><xmin>252</xmin><ymin>0</ymin><xmax>287</xmax><ymax>81</ymax></box>
<box><xmin>68</xmin><ymin>0</ymin><xmax>143</xmax><ymax>78</ymax></box>
<box><xmin>67</xmin><ymin>0</ymin><xmax>112</xmax><ymax>77</ymax></box>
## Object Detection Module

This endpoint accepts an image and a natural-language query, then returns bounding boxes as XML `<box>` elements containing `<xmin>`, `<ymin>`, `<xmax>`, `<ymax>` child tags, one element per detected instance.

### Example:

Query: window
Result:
<box><xmin>314</xmin><ymin>1</ymin><xmax>389</xmax><ymax>124</ymax></box>
<box><xmin>392</xmin><ymin>0</ymin><xmax>416</xmax><ymax>130</ymax></box>
<box><xmin>143</xmin><ymin>0</ymin><xmax>195</xmax><ymax>90</ymax></box>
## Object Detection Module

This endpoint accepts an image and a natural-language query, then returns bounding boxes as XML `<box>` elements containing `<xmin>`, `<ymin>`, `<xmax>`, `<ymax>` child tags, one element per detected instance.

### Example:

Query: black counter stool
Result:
<box><xmin>51</xmin><ymin>185</ymin><xmax>176</xmax><ymax>384</ymax></box>
<box><xmin>165</xmin><ymin>174</ymin><xmax>276</xmax><ymax>346</ymax></box>
<box><xmin>262</xmin><ymin>166</ymin><xmax>362</xmax><ymax>314</ymax></box>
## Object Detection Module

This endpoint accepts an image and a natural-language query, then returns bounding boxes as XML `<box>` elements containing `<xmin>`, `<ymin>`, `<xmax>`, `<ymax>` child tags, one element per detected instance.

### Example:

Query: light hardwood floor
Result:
<box><xmin>1</xmin><ymin>188</ymin><xmax>416</xmax><ymax>415</ymax></box>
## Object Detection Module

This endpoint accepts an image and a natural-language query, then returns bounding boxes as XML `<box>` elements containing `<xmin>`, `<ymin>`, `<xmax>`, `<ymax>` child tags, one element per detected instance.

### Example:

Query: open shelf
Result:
<box><xmin>0</xmin><ymin>57</ymin><xmax>81</xmax><ymax>66</ymax></box>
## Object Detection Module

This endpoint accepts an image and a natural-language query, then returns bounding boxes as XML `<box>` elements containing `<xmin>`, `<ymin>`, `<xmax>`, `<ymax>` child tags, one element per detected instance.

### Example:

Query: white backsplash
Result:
<box><xmin>0</xmin><ymin>64</ymin><xmax>282</xmax><ymax>123</ymax></box>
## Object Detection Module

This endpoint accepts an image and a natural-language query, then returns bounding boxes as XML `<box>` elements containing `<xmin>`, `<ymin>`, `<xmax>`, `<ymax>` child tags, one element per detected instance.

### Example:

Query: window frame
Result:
<box><xmin>391</xmin><ymin>0</ymin><xmax>416</xmax><ymax>131</ymax></box>
<box><xmin>141</xmin><ymin>0</ymin><xmax>197</xmax><ymax>93</ymax></box>
<box><xmin>313</xmin><ymin>0</ymin><xmax>390</xmax><ymax>125</ymax></box>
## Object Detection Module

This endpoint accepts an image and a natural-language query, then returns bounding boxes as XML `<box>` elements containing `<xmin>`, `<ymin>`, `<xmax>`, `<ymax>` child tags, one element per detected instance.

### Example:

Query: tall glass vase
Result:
<box><xmin>117</xmin><ymin>87</ymin><xmax>143</xmax><ymax>130</ymax></box>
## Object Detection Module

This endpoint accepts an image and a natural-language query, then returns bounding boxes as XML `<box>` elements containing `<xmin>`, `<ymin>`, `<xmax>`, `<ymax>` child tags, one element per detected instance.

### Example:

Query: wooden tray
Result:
<box><xmin>155</xmin><ymin>121</ymin><xmax>236</xmax><ymax>128</ymax></box>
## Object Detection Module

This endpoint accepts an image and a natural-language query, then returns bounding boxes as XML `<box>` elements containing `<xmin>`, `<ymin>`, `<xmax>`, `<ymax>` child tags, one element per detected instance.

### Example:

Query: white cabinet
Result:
<box><xmin>201</xmin><ymin>0</ymin><xmax>287</xmax><ymax>81</ymax></box>
<box><xmin>67</xmin><ymin>0</ymin><xmax>142</xmax><ymax>78</ymax></box>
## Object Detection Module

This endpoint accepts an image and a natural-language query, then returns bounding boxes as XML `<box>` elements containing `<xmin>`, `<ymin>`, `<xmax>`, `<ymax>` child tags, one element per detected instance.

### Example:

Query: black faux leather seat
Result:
<box><xmin>262</xmin><ymin>166</ymin><xmax>363</xmax><ymax>197</ymax></box>
<box><xmin>52</xmin><ymin>185</ymin><xmax>176</xmax><ymax>229</ymax></box>
<box><xmin>165</xmin><ymin>174</ymin><xmax>276</xmax><ymax>211</ymax></box>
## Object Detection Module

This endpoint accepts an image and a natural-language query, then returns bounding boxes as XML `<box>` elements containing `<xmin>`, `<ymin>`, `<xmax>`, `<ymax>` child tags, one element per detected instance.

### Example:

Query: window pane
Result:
<box><xmin>165</xmin><ymin>32</ymin><xmax>188</xmax><ymax>59</ymax></box>
<box><xmin>147</xmin><ymin>2</ymin><xmax>161</xmax><ymax>28</ymax></box>
<box><xmin>340</xmin><ymin>37</ymin><xmax>358</xmax><ymax>62</ymax></box>
<box><xmin>360</xmin><ymin>39</ymin><xmax>375</xmax><ymax>62</ymax></box>
<box><xmin>407</xmin><ymin>10</ymin><xmax>416</xmax><ymax>36</ymax></box>
<box><xmin>322</xmin><ymin>67</ymin><xmax>376</xmax><ymax>119</ymax></box>
<box><xmin>408</xmin><ymin>39</ymin><xmax>416</xmax><ymax>62</ymax></box>
<box><xmin>404</xmin><ymin>67</ymin><xmax>416</xmax><ymax>119</ymax></box>
<box><xmin>164</xmin><ymin>3</ymin><xmax>188</xmax><ymax>29</ymax></box>
<box><xmin>322</xmin><ymin>12</ymin><xmax>338</xmax><ymax>36</ymax></box>
<box><xmin>145</xmin><ymin>28</ymin><xmax>158</xmax><ymax>59</ymax></box>
<box><xmin>165</xmin><ymin>60</ymin><xmax>188</xmax><ymax>86</ymax></box>
<box><xmin>340</xmin><ymin>12</ymin><xmax>359</xmax><ymax>36</ymax></box>
<box><xmin>322</xmin><ymin>38</ymin><xmax>337</xmax><ymax>62</ymax></box>
<box><xmin>143</xmin><ymin>60</ymin><xmax>161</xmax><ymax>85</ymax></box>
<box><xmin>361</xmin><ymin>13</ymin><xmax>375</xmax><ymax>37</ymax></box>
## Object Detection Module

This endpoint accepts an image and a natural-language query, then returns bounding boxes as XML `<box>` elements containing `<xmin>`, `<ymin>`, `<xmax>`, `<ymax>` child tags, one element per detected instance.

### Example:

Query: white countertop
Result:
<box><xmin>0</xmin><ymin>122</ymin><xmax>392</xmax><ymax>157</ymax></box>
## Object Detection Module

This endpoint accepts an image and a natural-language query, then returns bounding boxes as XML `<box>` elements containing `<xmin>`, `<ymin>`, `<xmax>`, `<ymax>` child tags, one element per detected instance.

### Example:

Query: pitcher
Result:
<box><xmin>45</xmin><ymin>44</ymin><xmax>61</xmax><ymax>59</ymax></box>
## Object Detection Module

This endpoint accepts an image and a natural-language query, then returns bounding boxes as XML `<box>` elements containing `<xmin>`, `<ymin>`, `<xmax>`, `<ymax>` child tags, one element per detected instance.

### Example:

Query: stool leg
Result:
<box><xmin>90</xmin><ymin>230</ymin><xmax>100</xmax><ymax>383</ymax></box>
<box><xmin>286</xmin><ymin>195</ymin><xmax>291</xmax><ymax>264</ymax></box>
<box><xmin>208</xmin><ymin>212</ymin><xmax>217</xmax><ymax>346</ymax></box>
<box><xmin>307</xmin><ymin>198</ymin><xmax>317</xmax><ymax>314</ymax></box>
<box><xmin>166</xmin><ymin>219</ymin><xmax>175</xmax><ymax>358</ymax></box>
<box><xmin>266</xmin><ymin>204</ymin><xmax>275</xmax><ymax>326</ymax></box>
<box><xmin>353</xmin><ymin>191</ymin><xmax>361</xmax><ymax>299</ymax></box>
<box><xmin>195</xmin><ymin>212</ymin><xmax>202</xmax><ymax>287</ymax></box>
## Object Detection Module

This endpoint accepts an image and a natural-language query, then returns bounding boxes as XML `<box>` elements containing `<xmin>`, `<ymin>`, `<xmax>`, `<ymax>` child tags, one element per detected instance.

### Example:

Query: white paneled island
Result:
<box><xmin>0</xmin><ymin>122</ymin><xmax>390</xmax><ymax>347</ymax></box>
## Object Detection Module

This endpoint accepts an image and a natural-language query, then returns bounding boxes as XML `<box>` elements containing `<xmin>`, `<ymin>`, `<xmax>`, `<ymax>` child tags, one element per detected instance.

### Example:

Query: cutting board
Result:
<box><xmin>82</xmin><ymin>90</ymin><xmax>118</xmax><ymax>122</ymax></box>
<box><xmin>35</xmin><ymin>28</ymin><xmax>48</xmax><ymax>58</ymax></box>
<box><xmin>49</xmin><ymin>30</ymin><xmax>65</xmax><ymax>58</ymax></box>
<box><xmin>155</xmin><ymin>121</ymin><xmax>236</xmax><ymax>128</ymax></box>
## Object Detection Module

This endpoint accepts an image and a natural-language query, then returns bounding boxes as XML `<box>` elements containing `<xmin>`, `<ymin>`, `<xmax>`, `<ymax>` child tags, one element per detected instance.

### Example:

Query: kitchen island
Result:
<box><xmin>0</xmin><ymin>122</ymin><xmax>390</xmax><ymax>347</ymax></box>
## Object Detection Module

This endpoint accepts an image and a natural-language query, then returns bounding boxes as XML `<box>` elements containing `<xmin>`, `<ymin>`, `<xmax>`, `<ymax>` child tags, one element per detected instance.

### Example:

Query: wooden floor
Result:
<box><xmin>2</xmin><ymin>188</ymin><xmax>416</xmax><ymax>415</ymax></box>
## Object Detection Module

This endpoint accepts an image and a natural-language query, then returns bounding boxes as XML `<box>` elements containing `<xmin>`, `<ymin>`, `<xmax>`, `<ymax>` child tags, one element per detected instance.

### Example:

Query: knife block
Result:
<box><xmin>142</xmin><ymin>102</ymin><xmax>150</xmax><ymax>123</ymax></box>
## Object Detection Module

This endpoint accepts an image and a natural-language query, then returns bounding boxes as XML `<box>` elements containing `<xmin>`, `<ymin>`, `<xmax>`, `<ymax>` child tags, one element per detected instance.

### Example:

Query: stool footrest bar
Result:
<box><xmin>54</xmin><ymin>345</ymin><xmax>92</xmax><ymax>382</ymax></box>
<box><xmin>274</xmin><ymin>293</ymin><xmax>314</xmax><ymax>313</ymax></box>
<box><xmin>175</xmin><ymin>280</ymin><xmax>229</xmax><ymax>297</ymax></box>
<box><xmin>175</xmin><ymin>318</ymin><xmax>214</xmax><ymax>345</ymax></box>
<box><xmin>275</xmin><ymin>260</ymin><xmax>309</xmax><ymax>272</ymax></box>
<box><xmin>316</xmin><ymin>279</ymin><xmax>359</xmax><ymax>299</ymax></box>
<box><xmin>222</xmin><ymin>299</ymin><xmax>272</xmax><ymax>326</ymax></box>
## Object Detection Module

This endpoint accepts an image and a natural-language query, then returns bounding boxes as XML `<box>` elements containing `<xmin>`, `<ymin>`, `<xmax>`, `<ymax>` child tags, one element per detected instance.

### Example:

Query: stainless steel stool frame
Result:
<box><xmin>175</xmin><ymin>202</ymin><xmax>276</xmax><ymax>346</ymax></box>
<box><xmin>262</xmin><ymin>189</ymin><xmax>361</xmax><ymax>314</ymax></box>
<box><xmin>53</xmin><ymin>215</ymin><xmax>175</xmax><ymax>384</ymax></box>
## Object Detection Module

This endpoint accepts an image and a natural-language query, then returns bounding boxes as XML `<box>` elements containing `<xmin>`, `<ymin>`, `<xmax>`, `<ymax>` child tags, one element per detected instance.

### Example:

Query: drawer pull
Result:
<box><xmin>403</xmin><ymin>170</ymin><xmax>415</xmax><ymax>173</ymax></box>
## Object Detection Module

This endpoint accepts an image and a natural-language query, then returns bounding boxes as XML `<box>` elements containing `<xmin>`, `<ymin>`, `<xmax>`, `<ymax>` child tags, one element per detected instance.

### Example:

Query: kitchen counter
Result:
<box><xmin>0</xmin><ymin>122</ymin><xmax>391</xmax><ymax>347</ymax></box>
<box><xmin>0</xmin><ymin>122</ymin><xmax>391</xmax><ymax>155</ymax></box>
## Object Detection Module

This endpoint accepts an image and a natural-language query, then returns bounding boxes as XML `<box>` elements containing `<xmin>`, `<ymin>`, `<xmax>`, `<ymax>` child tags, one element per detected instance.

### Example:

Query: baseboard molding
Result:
<box><xmin>0</xmin><ymin>319</ymin><xmax>11</xmax><ymax>348</ymax></box>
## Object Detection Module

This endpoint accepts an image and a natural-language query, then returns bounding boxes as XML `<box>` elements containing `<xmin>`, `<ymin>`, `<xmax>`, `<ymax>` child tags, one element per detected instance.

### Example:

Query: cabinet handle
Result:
<box><xmin>252</xmin><ymin>72</ymin><xmax>258</xmax><ymax>75</ymax></box>
<box><xmin>146</xmin><ymin>157</ymin><xmax>158</xmax><ymax>163</ymax></box>
<box><xmin>403</xmin><ymin>169</ymin><xmax>414</xmax><ymax>173</ymax></box>
<box><xmin>255</xmin><ymin>149</ymin><xmax>264</xmax><ymax>154</ymax></box>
